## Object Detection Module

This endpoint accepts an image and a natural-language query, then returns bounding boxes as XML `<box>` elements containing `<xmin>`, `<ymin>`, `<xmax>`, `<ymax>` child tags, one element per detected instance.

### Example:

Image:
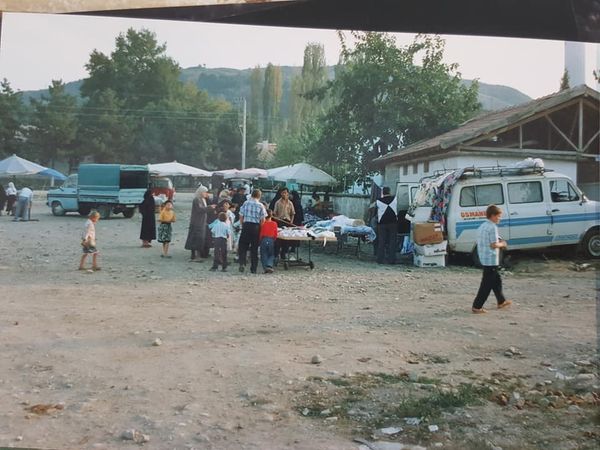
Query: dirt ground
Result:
<box><xmin>0</xmin><ymin>193</ymin><xmax>598</xmax><ymax>450</ymax></box>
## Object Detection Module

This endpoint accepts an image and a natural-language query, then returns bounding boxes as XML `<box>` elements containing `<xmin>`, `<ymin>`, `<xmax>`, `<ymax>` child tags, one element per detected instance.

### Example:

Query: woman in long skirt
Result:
<box><xmin>139</xmin><ymin>189</ymin><xmax>156</xmax><ymax>247</ymax></box>
<box><xmin>184</xmin><ymin>186</ymin><xmax>211</xmax><ymax>261</ymax></box>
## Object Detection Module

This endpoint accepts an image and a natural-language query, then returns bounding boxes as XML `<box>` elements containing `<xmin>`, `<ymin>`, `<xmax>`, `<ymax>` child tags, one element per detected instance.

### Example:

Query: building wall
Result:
<box><xmin>387</xmin><ymin>156</ymin><xmax>578</xmax><ymax>184</ymax></box>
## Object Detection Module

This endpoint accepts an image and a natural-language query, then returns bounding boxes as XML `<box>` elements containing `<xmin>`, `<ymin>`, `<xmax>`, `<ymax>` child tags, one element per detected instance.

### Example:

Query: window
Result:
<box><xmin>508</xmin><ymin>181</ymin><xmax>543</xmax><ymax>204</ymax></box>
<box><xmin>62</xmin><ymin>174</ymin><xmax>78</xmax><ymax>189</ymax></box>
<box><xmin>459</xmin><ymin>184</ymin><xmax>504</xmax><ymax>207</ymax></box>
<box><xmin>549</xmin><ymin>179</ymin><xmax>579</xmax><ymax>202</ymax></box>
<box><xmin>412</xmin><ymin>163</ymin><xmax>418</xmax><ymax>174</ymax></box>
<box><xmin>424</xmin><ymin>161</ymin><xmax>430</xmax><ymax>173</ymax></box>
<box><xmin>120</xmin><ymin>170</ymin><xmax>149</xmax><ymax>189</ymax></box>
<box><xmin>403</xmin><ymin>165</ymin><xmax>408</xmax><ymax>176</ymax></box>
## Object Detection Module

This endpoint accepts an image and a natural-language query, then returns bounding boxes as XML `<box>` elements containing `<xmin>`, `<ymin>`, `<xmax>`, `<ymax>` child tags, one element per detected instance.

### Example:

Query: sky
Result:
<box><xmin>0</xmin><ymin>12</ymin><xmax>598</xmax><ymax>99</ymax></box>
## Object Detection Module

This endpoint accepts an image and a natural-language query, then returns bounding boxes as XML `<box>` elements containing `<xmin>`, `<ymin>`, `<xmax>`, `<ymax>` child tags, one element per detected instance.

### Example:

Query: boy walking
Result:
<box><xmin>259</xmin><ymin>209</ymin><xmax>278</xmax><ymax>273</ymax></box>
<box><xmin>209</xmin><ymin>212</ymin><xmax>231</xmax><ymax>272</ymax></box>
<box><xmin>472</xmin><ymin>204</ymin><xmax>513</xmax><ymax>314</ymax></box>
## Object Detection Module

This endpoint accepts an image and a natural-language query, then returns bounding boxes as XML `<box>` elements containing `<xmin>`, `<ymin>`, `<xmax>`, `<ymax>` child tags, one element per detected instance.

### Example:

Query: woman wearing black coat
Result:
<box><xmin>139</xmin><ymin>189</ymin><xmax>157</xmax><ymax>247</ymax></box>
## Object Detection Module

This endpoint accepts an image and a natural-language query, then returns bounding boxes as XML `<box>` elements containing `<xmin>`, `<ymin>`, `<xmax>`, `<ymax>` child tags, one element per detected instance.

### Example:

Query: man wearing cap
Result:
<box><xmin>238</xmin><ymin>189</ymin><xmax>267</xmax><ymax>274</ymax></box>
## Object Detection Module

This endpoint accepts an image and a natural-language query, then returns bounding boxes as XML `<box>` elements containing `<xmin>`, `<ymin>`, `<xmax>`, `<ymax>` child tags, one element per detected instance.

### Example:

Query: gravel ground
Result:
<box><xmin>0</xmin><ymin>193</ymin><xmax>597</xmax><ymax>450</ymax></box>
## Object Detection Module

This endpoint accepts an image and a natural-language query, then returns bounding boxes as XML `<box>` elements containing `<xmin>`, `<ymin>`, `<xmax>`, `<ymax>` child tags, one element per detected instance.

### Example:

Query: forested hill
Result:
<box><xmin>21</xmin><ymin>65</ymin><xmax>531</xmax><ymax>112</ymax></box>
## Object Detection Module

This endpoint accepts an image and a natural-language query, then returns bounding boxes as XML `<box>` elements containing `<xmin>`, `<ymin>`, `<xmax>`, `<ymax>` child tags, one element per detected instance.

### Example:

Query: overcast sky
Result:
<box><xmin>0</xmin><ymin>12</ymin><xmax>598</xmax><ymax>99</ymax></box>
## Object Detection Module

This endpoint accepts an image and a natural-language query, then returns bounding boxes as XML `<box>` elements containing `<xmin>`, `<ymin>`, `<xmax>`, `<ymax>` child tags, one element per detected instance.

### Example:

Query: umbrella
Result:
<box><xmin>148</xmin><ymin>161</ymin><xmax>212</xmax><ymax>177</ymax></box>
<box><xmin>267</xmin><ymin>163</ymin><xmax>336</xmax><ymax>186</ymax></box>
<box><xmin>213</xmin><ymin>168</ymin><xmax>268</xmax><ymax>179</ymax></box>
<box><xmin>38</xmin><ymin>168</ymin><xmax>67</xmax><ymax>181</ymax></box>
<box><xmin>0</xmin><ymin>154</ymin><xmax>47</xmax><ymax>176</ymax></box>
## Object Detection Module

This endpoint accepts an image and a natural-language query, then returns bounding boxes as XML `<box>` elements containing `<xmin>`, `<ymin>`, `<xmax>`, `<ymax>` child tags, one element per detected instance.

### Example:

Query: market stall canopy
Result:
<box><xmin>213</xmin><ymin>168</ymin><xmax>268</xmax><ymax>179</ymax></box>
<box><xmin>0</xmin><ymin>154</ymin><xmax>47</xmax><ymax>176</ymax></box>
<box><xmin>38</xmin><ymin>168</ymin><xmax>68</xmax><ymax>181</ymax></box>
<box><xmin>148</xmin><ymin>161</ymin><xmax>212</xmax><ymax>177</ymax></box>
<box><xmin>267</xmin><ymin>163</ymin><xmax>336</xmax><ymax>186</ymax></box>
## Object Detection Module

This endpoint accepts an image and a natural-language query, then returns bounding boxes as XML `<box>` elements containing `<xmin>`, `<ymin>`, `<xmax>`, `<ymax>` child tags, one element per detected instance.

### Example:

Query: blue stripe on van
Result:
<box><xmin>455</xmin><ymin>212</ymin><xmax>599</xmax><ymax>238</ymax></box>
<box><xmin>507</xmin><ymin>236</ymin><xmax>554</xmax><ymax>246</ymax></box>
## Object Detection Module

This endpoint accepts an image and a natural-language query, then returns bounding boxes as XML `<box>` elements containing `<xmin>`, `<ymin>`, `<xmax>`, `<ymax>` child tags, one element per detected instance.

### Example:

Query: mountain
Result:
<box><xmin>20</xmin><ymin>65</ymin><xmax>531</xmax><ymax>113</ymax></box>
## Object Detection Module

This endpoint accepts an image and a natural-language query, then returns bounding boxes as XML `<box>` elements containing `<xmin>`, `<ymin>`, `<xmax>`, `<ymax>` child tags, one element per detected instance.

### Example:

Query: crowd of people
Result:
<box><xmin>133</xmin><ymin>184</ymin><xmax>306</xmax><ymax>275</ymax></box>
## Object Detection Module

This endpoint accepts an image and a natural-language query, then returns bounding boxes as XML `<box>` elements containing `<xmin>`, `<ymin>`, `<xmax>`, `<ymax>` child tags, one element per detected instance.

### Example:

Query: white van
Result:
<box><xmin>409</xmin><ymin>165</ymin><xmax>600</xmax><ymax>260</ymax></box>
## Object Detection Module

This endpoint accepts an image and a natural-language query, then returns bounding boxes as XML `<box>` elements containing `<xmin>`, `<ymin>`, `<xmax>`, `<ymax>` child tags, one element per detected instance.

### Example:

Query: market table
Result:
<box><xmin>277</xmin><ymin>235</ymin><xmax>337</xmax><ymax>270</ymax></box>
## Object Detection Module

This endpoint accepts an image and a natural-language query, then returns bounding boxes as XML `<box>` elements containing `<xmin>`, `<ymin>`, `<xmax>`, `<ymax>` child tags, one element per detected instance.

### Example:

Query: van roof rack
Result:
<box><xmin>461</xmin><ymin>165</ymin><xmax>551</xmax><ymax>178</ymax></box>
<box><xmin>419</xmin><ymin>164</ymin><xmax>552</xmax><ymax>184</ymax></box>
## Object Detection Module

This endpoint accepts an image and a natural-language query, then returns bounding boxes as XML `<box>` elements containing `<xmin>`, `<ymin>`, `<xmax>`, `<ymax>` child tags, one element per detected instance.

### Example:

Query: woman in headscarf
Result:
<box><xmin>139</xmin><ymin>188</ymin><xmax>156</xmax><ymax>247</ymax></box>
<box><xmin>5</xmin><ymin>182</ymin><xmax>17</xmax><ymax>215</ymax></box>
<box><xmin>185</xmin><ymin>185</ymin><xmax>213</xmax><ymax>261</ymax></box>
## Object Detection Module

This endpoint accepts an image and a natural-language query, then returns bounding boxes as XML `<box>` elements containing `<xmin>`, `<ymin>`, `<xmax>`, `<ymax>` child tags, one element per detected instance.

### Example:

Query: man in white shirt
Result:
<box><xmin>14</xmin><ymin>186</ymin><xmax>33</xmax><ymax>221</ymax></box>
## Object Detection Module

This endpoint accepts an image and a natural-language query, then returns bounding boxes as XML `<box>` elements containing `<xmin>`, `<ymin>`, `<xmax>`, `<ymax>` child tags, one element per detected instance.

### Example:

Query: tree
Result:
<box><xmin>560</xmin><ymin>69</ymin><xmax>570</xmax><ymax>90</ymax></box>
<box><xmin>313</xmin><ymin>32</ymin><xmax>480</xmax><ymax>181</ymax></box>
<box><xmin>76</xmin><ymin>89</ymin><xmax>134</xmax><ymax>166</ymax></box>
<box><xmin>0</xmin><ymin>79</ymin><xmax>27</xmax><ymax>158</ymax></box>
<box><xmin>28</xmin><ymin>80</ymin><xmax>79</xmax><ymax>168</ymax></box>
<box><xmin>289</xmin><ymin>43</ymin><xmax>329</xmax><ymax>133</ymax></box>
<box><xmin>249</xmin><ymin>66</ymin><xmax>263</xmax><ymax>122</ymax></box>
<box><xmin>81</xmin><ymin>29</ymin><xmax>181</xmax><ymax>111</ymax></box>
<box><xmin>262</xmin><ymin>63</ymin><xmax>282</xmax><ymax>140</ymax></box>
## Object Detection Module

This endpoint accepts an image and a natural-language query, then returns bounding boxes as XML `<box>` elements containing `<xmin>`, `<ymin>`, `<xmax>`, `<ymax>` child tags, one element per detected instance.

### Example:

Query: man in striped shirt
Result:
<box><xmin>472</xmin><ymin>204</ymin><xmax>512</xmax><ymax>314</ymax></box>
<box><xmin>238</xmin><ymin>189</ymin><xmax>267</xmax><ymax>274</ymax></box>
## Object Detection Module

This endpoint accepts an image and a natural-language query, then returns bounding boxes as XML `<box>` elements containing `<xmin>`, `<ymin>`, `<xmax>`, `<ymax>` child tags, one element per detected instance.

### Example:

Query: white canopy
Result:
<box><xmin>148</xmin><ymin>161</ymin><xmax>211</xmax><ymax>177</ymax></box>
<box><xmin>0</xmin><ymin>154</ymin><xmax>47</xmax><ymax>176</ymax></box>
<box><xmin>267</xmin><ymin>163</ymin><xmax>336</xmax><ymax>186</ymax></box>
<box><xmin>213</xmin><ymin>167</ymin><xmax>268</xmax><ymax>179</ymax></box>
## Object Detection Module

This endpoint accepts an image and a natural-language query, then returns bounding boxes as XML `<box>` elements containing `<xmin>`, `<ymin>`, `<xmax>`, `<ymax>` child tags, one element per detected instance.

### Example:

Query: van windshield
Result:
<box><xmin>120</xmin><ymin>171</ymin><xmax>148</xmax><ymax>189</ymax></box>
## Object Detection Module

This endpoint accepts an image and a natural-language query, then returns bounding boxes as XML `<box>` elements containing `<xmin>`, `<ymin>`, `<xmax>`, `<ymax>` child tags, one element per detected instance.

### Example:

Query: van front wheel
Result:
<box><xmin>582</xmin><ymin>229</ymin><xmax>600</xmax><ymax>259</ymax></box>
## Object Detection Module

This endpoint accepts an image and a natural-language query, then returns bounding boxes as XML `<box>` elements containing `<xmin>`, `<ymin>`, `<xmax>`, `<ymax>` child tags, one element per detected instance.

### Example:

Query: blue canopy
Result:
<box><xmin>38</xmin><ymin>168</ymin><xmax>67</xmax><ymax>181</ymax></box>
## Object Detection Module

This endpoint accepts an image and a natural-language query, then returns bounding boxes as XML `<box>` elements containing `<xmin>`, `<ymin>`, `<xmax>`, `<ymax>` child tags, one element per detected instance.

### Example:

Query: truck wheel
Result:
<box><xmin>97</xmin><ymin>205</ymin><xmax>111</xmax><ymax>219</ymax></box>
<box><xmin>122</xmin><ymin>209</ymin><xmax>135</xmax><ymax>219</ymax></box>
<box><xmin>582</xmin><ymin>229</ymin><xmax>600</xmax><ymax>259</ymax></box>
<box><xmin>51</xmin><ymin>201</ymin><xmax>66</xmax><ymax>216</ymax></box>
<box><xmin>78</xmin><ymin>206</ymin><xmax>91</xmax><ymax>216</ymax></box>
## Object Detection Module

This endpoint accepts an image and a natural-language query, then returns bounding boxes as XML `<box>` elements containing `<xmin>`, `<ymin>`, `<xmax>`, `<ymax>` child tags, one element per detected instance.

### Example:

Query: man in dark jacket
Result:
<box><xmin>376</xmin><ymin>186</ymin><xmax>398</xmax><ymax>264</ymax></box>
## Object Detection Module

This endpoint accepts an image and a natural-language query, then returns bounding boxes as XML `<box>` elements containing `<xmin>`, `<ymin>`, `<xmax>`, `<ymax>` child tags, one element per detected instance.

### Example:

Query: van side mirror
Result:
<box><xmin>580</xmin><ymin>194</ymin><xmax>588</xmax><ymax>205</ymax></box>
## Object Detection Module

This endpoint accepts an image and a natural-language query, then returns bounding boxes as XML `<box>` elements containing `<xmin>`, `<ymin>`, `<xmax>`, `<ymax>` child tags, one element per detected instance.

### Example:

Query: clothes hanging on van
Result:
<box><xmin>430</xmin><ymin>169</ymin><xmax>464</xmax><ymax>226</ymax></box>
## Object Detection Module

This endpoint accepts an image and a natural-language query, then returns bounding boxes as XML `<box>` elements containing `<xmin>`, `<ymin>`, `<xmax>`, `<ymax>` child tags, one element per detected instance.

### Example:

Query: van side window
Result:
<box><xmin>459</xmin><ymin>184</ymin><xmax>503</xmax><ymax>207</ymax></box>
<box><xmin>508</xmin><ymin>181</ymin><xmax>543</xmax><ymax>204</ymax></box>
<box><xmin>549</xmin><ymin>179</ymin><xmax>579</xmax><ymax>202</ymax></box>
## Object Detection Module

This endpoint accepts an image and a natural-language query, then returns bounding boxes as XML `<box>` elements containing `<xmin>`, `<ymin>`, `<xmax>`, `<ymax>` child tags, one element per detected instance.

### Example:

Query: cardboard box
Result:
<box><xmin>413</xmin><ymin>253</ymin><xmax>446</xmax><ymax>268</ymax></box>
<box><xmin>413</xmin><ymin>240</ymin><xmax>448</xmax><ymax>256</ymax></box>
<box><xmin>413</xmin><ymin>222</ymin><xmax>444</xmax><ymax>245</ymax></box>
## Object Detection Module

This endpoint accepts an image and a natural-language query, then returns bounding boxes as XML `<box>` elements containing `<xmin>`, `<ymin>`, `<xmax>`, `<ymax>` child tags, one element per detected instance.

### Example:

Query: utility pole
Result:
<box><xmin>238</xmin><ymin>98</ymin><xmax>247</xmax><ymax>170</ymax></box>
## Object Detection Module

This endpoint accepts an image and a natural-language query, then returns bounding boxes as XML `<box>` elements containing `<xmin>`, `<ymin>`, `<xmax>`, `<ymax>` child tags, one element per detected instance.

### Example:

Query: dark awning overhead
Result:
<box><xmin>73</xmin><ymin>0</ymin><xmax>600</xmax><ymax>43</ymax></box>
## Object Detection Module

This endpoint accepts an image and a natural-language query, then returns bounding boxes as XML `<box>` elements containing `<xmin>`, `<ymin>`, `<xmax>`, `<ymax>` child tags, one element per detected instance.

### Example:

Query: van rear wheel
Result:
<box><xmin>582</xmin><ymin>229</ymin><xmax>600</xmax><ymax>259</ymax></box>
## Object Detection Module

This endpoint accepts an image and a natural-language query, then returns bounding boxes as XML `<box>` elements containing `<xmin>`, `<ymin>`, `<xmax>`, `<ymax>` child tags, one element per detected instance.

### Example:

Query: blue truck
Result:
<box><xmin>46</xmin><ymin>164</ymin><xmax>149</xmax><ymax>219</ymax></box>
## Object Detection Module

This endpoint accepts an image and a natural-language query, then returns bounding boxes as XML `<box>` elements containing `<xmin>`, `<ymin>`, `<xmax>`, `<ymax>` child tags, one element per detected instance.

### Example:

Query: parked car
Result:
<box><xmin>46</xmin><ymin>164</ymin><xmax>149</xmax><ymax>219</ymax></box>
<box><xmin>409</xmin><ymin>165</ymin><xmax>600</xmax><ymax>260</ymax></box>
<box><xmin>151</xmin><ymin>177</ymin><xmax>175</xmax><ymax>201</ymax></box>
